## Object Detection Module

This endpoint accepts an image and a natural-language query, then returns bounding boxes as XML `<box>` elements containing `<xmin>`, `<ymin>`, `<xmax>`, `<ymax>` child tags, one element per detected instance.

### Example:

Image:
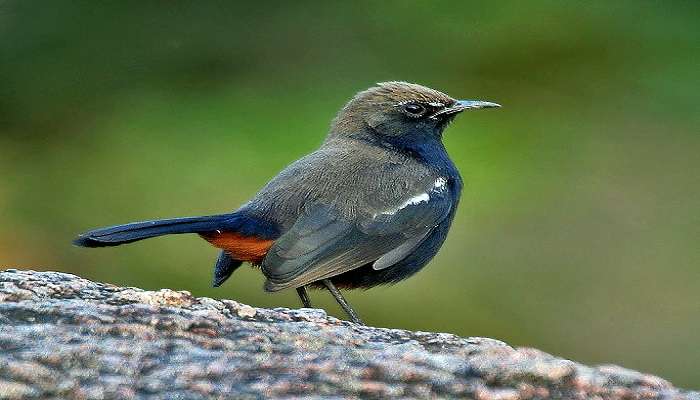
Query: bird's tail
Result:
<box><xmin>73</xmin><ymin>215</ymin><xmax>230</xmax><ymax>248</ymax></box>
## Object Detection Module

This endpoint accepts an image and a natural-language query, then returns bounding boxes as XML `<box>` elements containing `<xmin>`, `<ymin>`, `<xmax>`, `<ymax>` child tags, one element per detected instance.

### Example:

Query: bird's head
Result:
<box><xmin>329</xmin><ymin>81</ymin><xmax>499</xmax><ymax>147</ymax></box>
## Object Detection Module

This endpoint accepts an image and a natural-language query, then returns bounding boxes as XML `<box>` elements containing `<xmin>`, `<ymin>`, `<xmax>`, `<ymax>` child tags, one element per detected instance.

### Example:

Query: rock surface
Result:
<box><xmin>0</xmin><ymin>269</ymin><xmax>696</xmax><ymax>400</ymax></box>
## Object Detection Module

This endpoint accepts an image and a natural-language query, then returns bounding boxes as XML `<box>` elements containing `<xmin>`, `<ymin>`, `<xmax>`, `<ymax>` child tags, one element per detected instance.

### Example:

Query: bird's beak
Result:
<box><xmin>430</xmin><ymin>100</ymin><xmax>501</xmax><ymax>119</ymax></box>
<box><xmin>455</xmin><ymin>100</ymin><xmax>501</xmax><ymax>110</ymax></box>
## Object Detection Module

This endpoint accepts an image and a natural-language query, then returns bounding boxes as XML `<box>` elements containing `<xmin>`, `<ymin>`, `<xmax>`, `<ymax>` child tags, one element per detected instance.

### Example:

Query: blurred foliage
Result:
<box><xmin>1</xmin><ymin>0</ymin><xmax>698</xmax><ymax>388</ymax></box>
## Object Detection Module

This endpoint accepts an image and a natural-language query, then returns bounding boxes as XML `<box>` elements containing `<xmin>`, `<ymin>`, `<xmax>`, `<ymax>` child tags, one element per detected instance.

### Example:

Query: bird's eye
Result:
<box><xmin>402</xmin><ymin>103</ymin><xmax>426</xmax><ymax>116</ymax></box>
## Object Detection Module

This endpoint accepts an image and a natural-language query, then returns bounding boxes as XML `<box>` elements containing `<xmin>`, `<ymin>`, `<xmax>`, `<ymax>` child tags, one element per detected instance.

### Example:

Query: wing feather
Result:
<box><xmin>262</xmin><ymin>181</ymin><xmax>453</xmax><ymax>291</ymax></box>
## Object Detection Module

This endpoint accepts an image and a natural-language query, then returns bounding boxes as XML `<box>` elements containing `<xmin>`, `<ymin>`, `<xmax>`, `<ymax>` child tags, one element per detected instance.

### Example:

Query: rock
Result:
<box><xmin>0</xmin><ymin>269</ymin><xmax>696</xmax><ymax>400</ymax></box>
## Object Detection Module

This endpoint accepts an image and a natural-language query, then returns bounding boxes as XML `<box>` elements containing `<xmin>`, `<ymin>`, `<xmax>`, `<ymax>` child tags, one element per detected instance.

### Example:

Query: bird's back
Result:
<box><xmin>241</xmin><ymin>137</ymin><xmax>451</xmax><ymax>230</ymax></box>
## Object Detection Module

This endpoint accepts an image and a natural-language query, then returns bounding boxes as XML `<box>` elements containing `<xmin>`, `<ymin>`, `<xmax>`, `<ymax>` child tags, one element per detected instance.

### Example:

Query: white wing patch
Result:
<box><xmin>375</xmin><ymin>177</ymin><xmax>447</xmax><ymax>217</ymax></box>
<box><xmin>399</xmin><ymin>193</ymin><xmax>430</xmax><ymax>208</ymax></box>
<box><xmin>434</xmin><ymin>177</ymin><xmax>447</xmax><ymax>190</ymax></box>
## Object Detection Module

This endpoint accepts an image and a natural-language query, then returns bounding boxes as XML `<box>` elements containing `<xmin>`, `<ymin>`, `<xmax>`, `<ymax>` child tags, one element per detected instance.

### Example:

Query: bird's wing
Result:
<box><xmin>262</xmin><ymin>181</ymin><xmax>453</xmax><ymax>291</ymax></box>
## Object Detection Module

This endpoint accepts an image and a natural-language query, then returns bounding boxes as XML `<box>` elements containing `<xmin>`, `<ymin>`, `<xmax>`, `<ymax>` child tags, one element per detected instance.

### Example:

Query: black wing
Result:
<box><xmin>262</xmin><ymin>182</ymin><xmax>453</xmax><ymax>291</ymax></box>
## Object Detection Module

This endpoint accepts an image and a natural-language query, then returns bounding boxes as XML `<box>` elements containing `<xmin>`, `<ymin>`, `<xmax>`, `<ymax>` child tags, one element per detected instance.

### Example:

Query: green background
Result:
<box><xmin>1</xmin><ymin>1</ymin><xmax>698</xmax><ymax>388</ymax></box>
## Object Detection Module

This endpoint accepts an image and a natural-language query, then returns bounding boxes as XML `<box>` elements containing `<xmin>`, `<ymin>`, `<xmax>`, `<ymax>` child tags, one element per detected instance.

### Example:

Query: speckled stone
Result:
<box><xmin>0</xmin><ymin>269</ymin><xmax>697</xmax><ymax>400</ymax></box>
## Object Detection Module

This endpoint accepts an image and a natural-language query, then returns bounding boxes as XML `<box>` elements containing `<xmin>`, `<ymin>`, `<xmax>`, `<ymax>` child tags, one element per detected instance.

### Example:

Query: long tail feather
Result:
<box><xmin>73</xmin><ymin>215</ymin><xmax>230</xmax><ymax>247</ymax></box>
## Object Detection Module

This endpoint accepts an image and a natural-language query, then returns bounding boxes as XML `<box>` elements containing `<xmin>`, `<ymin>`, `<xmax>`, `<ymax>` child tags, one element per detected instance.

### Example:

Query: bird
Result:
<box><xmin>74</xmin><ymin>82</ymin><xmax>500</xmax><ymax>324</ymax></box>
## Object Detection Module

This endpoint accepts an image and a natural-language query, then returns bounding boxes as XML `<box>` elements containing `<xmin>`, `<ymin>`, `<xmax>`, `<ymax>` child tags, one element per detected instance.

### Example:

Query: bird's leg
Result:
<box><xmin>296</xmin><ymin>286</ymin><xmax>312</xmax><ymax>308</ymax></box>
<box><xmin>321</xmin><ymin>279</ymin><xmax>364</xmax><ymax>325</ymax></box>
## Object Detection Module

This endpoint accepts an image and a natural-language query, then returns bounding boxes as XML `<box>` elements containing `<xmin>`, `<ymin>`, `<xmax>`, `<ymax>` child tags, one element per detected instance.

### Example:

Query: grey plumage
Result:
<box><xmin>74</xmin><ymin>81</ymin><xmax>500</xmax><ymax>323</ymax></box>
